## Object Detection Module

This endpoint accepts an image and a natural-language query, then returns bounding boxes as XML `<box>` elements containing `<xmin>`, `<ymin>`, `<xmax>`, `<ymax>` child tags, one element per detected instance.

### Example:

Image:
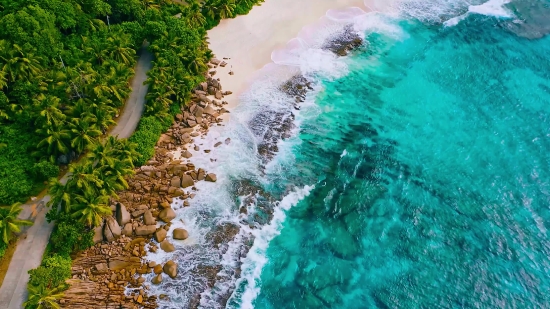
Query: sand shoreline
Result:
<box><xmin>207</xmin><ymin>0</ymin><xmax>371</xmax><ymax>110</ymax></box>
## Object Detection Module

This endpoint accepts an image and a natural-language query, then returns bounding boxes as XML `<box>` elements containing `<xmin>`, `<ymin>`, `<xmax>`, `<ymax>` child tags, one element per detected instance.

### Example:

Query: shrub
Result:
<box><xmin>28</xmin><ymin>254</ymin><xmax>72</xmax><ymax>289</ymax></box>
<box><xmin>50</xmin><ymin>220</ymin><xmax>94</xmax><ymax>256</ymax></box>
<box><xmin>31</xmin><ymin>160</ymin><xmax>60</xmax><ymax>181</ymax></box>
<box><xmin>0</xmin><ymin>124</ymin><xmax>42</xmax><ymax>204</ymax></box>
<box><xmin>128</xmin><ymin>116</ymin><xmax>164</xmax><ymax>166</ymax></box>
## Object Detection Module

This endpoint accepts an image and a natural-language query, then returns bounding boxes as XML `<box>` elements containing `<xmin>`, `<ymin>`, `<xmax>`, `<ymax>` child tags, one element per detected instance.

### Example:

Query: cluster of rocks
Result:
<box><xmin>179</xmin><ymin>61</ymin><xmax>232</xmax><ymax>130</ymax></box>
<box><xmin>60</xmin><ymin>236</ymin><xmax>157</xmax><ymax>309</ymax></box>
<box><xmin>251</xmin><ymin>75</ymin><xmax>315</xmax><ymax>164</ymax></box>
<box><xmin>61</xmin><ymin>59</ymin><xmax>230</xmax><ymax>308</ymax></box>
<box><xmin>323</xmin><ymin>25</ymin><xmax>364</xmax><ymax>56</ymax></box>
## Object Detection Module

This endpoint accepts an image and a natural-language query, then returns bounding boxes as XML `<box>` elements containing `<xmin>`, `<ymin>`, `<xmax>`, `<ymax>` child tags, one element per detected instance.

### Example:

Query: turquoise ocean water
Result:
<box><xmin>226</xmin><ymin>1</ymin><xmax>550</xmax><ymax>308</ymax></box>
<box><xmin>147</xmin><ymin>1</ymin><xmax>550</xmax><ymax>308</ymax></box>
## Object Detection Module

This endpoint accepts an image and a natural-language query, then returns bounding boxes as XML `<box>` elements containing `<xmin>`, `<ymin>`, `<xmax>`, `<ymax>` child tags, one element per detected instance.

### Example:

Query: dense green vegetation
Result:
<box><xmin>0</xmin><ymin>0</ymin><xmax>139</xmax><ymax>205</ymax></box>
<box><xmin>0</xmin><ymin>0</ymin><xmax>266</xmax><ymax>307</ymax></box>
<box><xmin>25</xmin><ymin>253</ymin><xmax>71</xmax><ymax>309</ymax></box>
<box><xmin>0</xmin><ymin>0</ymin><xmax>265</xmax><ymax>206</ymax></box>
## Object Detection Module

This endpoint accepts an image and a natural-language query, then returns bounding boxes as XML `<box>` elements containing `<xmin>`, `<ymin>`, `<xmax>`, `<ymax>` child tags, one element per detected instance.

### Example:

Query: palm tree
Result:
<box><xmin>0</xmin><ymin>203</ymin><xmax>33</xmax><ymax>244</ymax></box>
<box><xmin>105</xmin><ymin>35</ymin><xmax>136</xmax><ymax>66</ymax></box>
<box><xmin>87</xmin><ymin>18</ymin><xmax>107</xmax><ymax>32</ymax></box>
<box><xmin>66</xmin><ymin>98</ymin><xmax>96</xmax><ymax>120</ymax></box>
<box><xmin>2</xmin><ymin>44</ymin><xmax>44</xmax><ymax>82</ymax></box>
<box><xmin>146</xmin><ymin>89</ymin><xmax>175</xmax><ymax>115</ymax></box>
<box><xmin>187</xmin><ymin>57</ymin><xmax>207</xmax><ymax>75</ymax></box>
<box><xmin>66</xmin><ymin>163</ymin><xmax>104</xmax><ymax>196</ymax></box>
<box><xmin>37</xmin><ymin>127</ymin><xmax>71</xmax><ymax>161</ymax></box>
<box><xmin>69</xmin><ymin>118</ymin><xmax>102</xmax><ymax>153</ymax></box>
<box><xmin>94</xmin><ymin>62</ymin><xmax>133</xmax><ymax>107</ymax></box>
<box><xmin>100</xmin><ymin>159</ymin><xmax>133</xmax><ymax>195</ymax></box>
<box><xmin>108</xmin><ymin>137</ymin><xmax>139</xmax><ymax>165</ymax></box>
<box><xmin>82</xmin><ymin>36</ymin><xmax>107</xmax><ymax>65</ymax></box>
<box><xmin>185</xmin><ymin>4</ymin><xmax>207</xmax><ymax>28</ymax></box>
<box><xmin>64</xmin><ymin>63</ymin><xmax>98</xmax><ymax>100</ymax></box>
<box><xmin>202</xmin><ymin>0</ymin><xmax>217</xmax><ymax>19</ymax></box>
<box><xmin>87</xmin><ymin>139</ymin><xmax>117</xmax><ymax>167</ymax></box>
<box><xmin>142</xmin><ymin>0</ymin><xmax>161</xmax><ymax>10</ymax></box>
<box><xmin>33</xmin><ymin>95</ymin><xmax>66</xmax><ymax>129</ymax></box>
<box><xmin>71</xmin><ymin>193</ymin><xmax>111</xmax><ymax>227</ymax></box>
<box><xmin>0</xmin><ymin>68</ymin><xmax>7</xmax><ymax>89</ymax></box>
<box><xmin>90</xmin><ymin>105</ymin><xmax>116</xmax><ymax>133</ymax></box>
<box><xmin>40</xmin><ymin>68</ymin><xmax>70</xmax><ymax>101</ymax></box>
<box><xmin>216</xmin><ymin>0</ymin><xmax>236</xmax><ymax>19</ymax></box>
<box><xmin>47</xmin><ymin>179</ymin><xmax>72</xmax><ymax>213</ymax></box>
<box><xmin>24</xmin><ymin>283</ymin><xmax>67</xmax><ymax>309</ymax></box>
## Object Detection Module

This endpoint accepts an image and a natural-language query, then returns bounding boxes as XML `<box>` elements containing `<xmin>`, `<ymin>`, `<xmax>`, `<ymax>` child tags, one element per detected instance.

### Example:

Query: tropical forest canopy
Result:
<box><xmin>0</xmin><ymin>0</ymin><xmax>264</xmax><ymax>206</ymax></box>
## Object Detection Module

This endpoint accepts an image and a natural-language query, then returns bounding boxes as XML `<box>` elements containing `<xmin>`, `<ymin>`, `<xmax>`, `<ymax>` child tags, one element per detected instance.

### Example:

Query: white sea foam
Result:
<box><xmin>227</xmin><ymin>185</ymin><xmax>315</xmax><ymax>309</ymax></box>
<box><xmin>444</xmin><ymin>0</ymin><xmax>513</xmax><ymax>27</ymax></box>
<box><xmin>469</xmin><ymin>0</ymin><xmax>512</xmax><ymax>17</ymax></box>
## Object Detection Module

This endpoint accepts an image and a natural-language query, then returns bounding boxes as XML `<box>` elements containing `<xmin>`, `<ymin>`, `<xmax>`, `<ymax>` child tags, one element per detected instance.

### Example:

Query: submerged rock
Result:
<box><xmin>325</xmin><ymin>220</ymin><xmax>360</xmax><ymax>259</ymax></box>
<box><xmin>297</xmin><ymin>257</ymin><xmax>354</xmax><ymax>290</ymax></box>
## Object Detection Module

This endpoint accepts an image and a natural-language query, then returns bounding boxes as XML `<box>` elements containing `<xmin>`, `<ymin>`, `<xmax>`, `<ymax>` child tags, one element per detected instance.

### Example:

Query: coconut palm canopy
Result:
<box><xmin>0</xmin><ymin>202</ymin><xmax>33</xmax><ymax>244</ymax></box>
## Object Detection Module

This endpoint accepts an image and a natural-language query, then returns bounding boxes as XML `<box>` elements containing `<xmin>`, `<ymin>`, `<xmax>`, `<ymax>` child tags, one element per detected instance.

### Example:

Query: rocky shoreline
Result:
<box><xmin>60</xmin><ymin>29</ymin><xmax>364</xmax><ymax>309</ymax></box>
<box><xmin>60</xmin><ymin>58</ymin><xmax>231</xmax><ymax>309</ymax></box>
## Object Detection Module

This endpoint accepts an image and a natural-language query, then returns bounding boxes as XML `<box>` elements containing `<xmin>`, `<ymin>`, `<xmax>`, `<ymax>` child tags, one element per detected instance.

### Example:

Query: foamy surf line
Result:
<box><xmin>444</xmin><ymin>0</ymin><xmax>514</xmax><ymax>27</ymax></box>
<box><xmin>226</xmin><ymin>185</ymin><xmax>315</xmax><ymax>309</ymax></box>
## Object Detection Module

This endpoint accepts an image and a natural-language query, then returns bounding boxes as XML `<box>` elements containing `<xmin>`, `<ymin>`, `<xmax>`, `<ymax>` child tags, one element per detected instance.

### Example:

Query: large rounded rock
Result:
<box><xmin>326</xmin><ymin>221</ymin><xmax>360</xmax><ymax>258</ymax></box>
<box><xmin>143</xmin><ymin>210</ymin><xmax>156</xmax><ymax>225</ymax></box>
<box><xmin>170</xmin><ymin>176</ymin><xmax>181</xmax><ymax>188</ymax></box>
<box><xmin>205</xmin><ymin>173</ymin><xmax>217</xmax><ymax>182</ymax></box>
<box><xmin>135</xmin><ymin>225</ymin><xmax>156</xmax><ymax>236</ymax></box>
<box><xmin>181</xmin><ymin>175</ymin><xmax>194</xmax><ymax>188</ymax></box>
<box><xmin>163</xmin><ymin>260</ymin><xmax>178</xmax><ymax>279</ymax></box>
<box><xmin>173</xmin><ymin>228</ymin><xmax>189</xmax><ymax>240</ymax></box>
<box><xmin>122</xmin><ymin>223</ymin><xmax>133</xmax><ymax>236</ymax></box>
<box><xmin>155</xmin><ymin>228</ymin><xmax>167</xmax><ymax>242</ymax></box>
<box><xmin>116</xmin><ymin>203</ymin><xmax>131</xmax><ymax>227</ymax></box>
<box><xmin>159</xmin><ymin>208</ymin><xmax>176</xmax><ymax>222</ymax></box>
<box><xmin>160</xmin><ymin>240</ymin><xmax>175</xmax><ymax>252</ymax></box>
<box><xmin>152</xmin><ymin>274</ymin><xmax>163</xmax><ymax>285</ymax></box>
<box><xmin>103</xmin><ymin>216</ymin><xmax>121</xmax><ymax>242</ymax></box>
<box><xmin>153</xmin><ymin>264</ymin><xmax>163</xmax><ymax>274</ymax></box>
<box><xmin>93</xmin><ymin>221</ymin><xmax>104</xmax><ymax>243</ymax></box>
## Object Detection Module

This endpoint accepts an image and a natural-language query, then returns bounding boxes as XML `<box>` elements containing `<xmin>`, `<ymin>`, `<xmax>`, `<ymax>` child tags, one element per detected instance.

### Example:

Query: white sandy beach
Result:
<box><xmin>207</xmin><ymin>0</ymin><xmax>373</xmax><ymax>108</ymax></box>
